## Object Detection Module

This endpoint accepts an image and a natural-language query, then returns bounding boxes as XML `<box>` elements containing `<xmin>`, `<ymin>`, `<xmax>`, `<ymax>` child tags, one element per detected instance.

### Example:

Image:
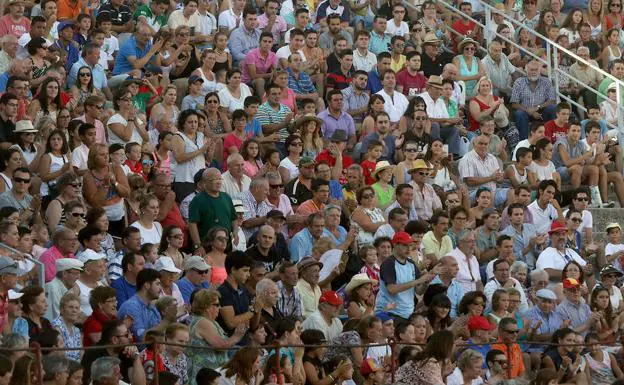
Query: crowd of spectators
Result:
<box><xmin>0</xmin><ymin>0</ymin><xmax>624</xmax><ymax>384</ymax></box>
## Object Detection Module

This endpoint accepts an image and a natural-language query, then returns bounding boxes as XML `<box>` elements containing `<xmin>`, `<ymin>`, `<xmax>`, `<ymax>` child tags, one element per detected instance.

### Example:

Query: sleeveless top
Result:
<box><xmin>458</xmin><ymin>55</ymin><xmax>479</xmax><ymax>99</ymax></box>
<box><xmin>0</xmin><ymin>173</ymin><xmax>12</xmax><ymax>191</ymax></box>
<box><xmin>197</xmin><ymin>68</ymin><xmax>223</xmax><ymax>97</ymax></box>
<box><xmin>44</xmin><ymin>198</ymin><xmax>67</xmax><ymax>228</ymax></box>
<box><xmin>510</xmin><ymin>164</ymin><xmax>528</xmax><ymax>185</ymax></box>
<box><xmin>41</xmin><ymin>153</ymin><xmax>68</xmax><ymax>196</ymax></box>
<box><xmin>90</xmin><ymin>167</ymin><xmax>125</xmax><ymax>221</ymax></box>
<box><xmin>607</xmin><ymin>46</ymin><xmax>622</xmax><ymax>68</ymax></box>
<box><xmin>430</xmin><ymin>165</ymin><xmax>456</xmax><ymax>191</ymax></box>
<box><xmin>213</xmin><ymin>59</ymin><xmax>229</xmax><ymax>74</ymax></box>
<box><xmin>171</xmin><ymin>131</ymin><xmax>205</xmax><ymax>183</ymax></box>
<box><xmin>585</xmin><ymin>349</ymin><xmax>617</xmax><ymax>385</ymax></box>
<box><xmin>372</xmin><ymin>182</ymin><xmax>395</xmax><ymax>209</ymax></box>
<box><xmin>352</xmin><ymin>207</ymin><xmax>386</xmax><ymax>248</ymax></box>
<box><xmin>187</xmin><ymin>315</ymin><xmax>229</xmax><ymax>385</ymax></box>
<box><xmin>170</xmin><ymin>45</ymin><xmax>201</xmax><ymax>80</ymax></box>
<box><xmin>468</xmin><ymin>95</ymin><xmax>501</xmax><ymax>131</ymax></box>
<box><xmin>31</xmin><ymin>59</ymin><xmax>49</xmax><ymax>80</ymax></box>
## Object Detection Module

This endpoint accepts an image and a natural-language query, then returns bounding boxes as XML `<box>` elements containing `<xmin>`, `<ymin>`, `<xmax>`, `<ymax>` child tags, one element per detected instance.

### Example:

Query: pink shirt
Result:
<box><xmin>222</xmin><ymin>132</ymin><xmax>245</xmax><ymax>169</ymax></box>
<box><xmin>0</xmin><ymin>15</ymin><xmax>30</xmax><ymax>39</ymax></box>
<box><xmin>76</xmin><ymin>115</ymin><xmax>107</xmax><ymax>144</ymax></box>
<box><xmin>240</xmin><ymin>48</ymin><xmax>278</xmax><ymax>83</ymax></box>
<box><xmin>256</xmin><ymin>14</ymin><xmax>287</xmax><ymax>45</ymax></box>
<box><xmin>39</xmin><ymin>245</ymin><xmax>75</xmax><ymax>282</ymax></box>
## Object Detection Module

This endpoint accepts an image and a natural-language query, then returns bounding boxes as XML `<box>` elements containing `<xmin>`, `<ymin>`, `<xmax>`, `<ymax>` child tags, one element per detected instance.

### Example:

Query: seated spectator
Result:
<box><xmin>44</xmin><ymin>258</ymin><xmax>83</xmax><ymax>321</ymax></box>
<box><xmin>513</xmin><ymin>123</ymin><xmax>545</xmax><ymax>161</ymax></box>
<box><xmin>110</xmin><ymin>252</ymin><xmax>144</xmax><ymax>307</ymax></box>
<box><xmin>296</xmin><ymin>257</ymin><xmax>322</xmax><ymax>319</ymax></box>
<box><xmin>118</xmin><ymin>268</ymin><xmax>162</xmax><ymax>340</ymax></box>
<box><xmin>21</xmin><ymin>285</ymin><xmax>52</xmax><ymax>340</ymax></box>
<box><xmin>536</xmin><ymin>221</ymin><xmax>587</xmax><ymax>284</ymax></box>
<box><xmin>544</xmin><ymin>102</ymin><xmax>571</xmax><ymax>143</ymax></box>
<box><xmin>482</xmin><ymin>40</ymin><xmax>518</xmax><ymax>99</ymax></box>
<box><xmin>39</xmin><ymin>228</ymin><xmax>78</xmax><ymax>283</ymax></box>
<box><xmin>527</xmin><ymin>180</ymin><xmax>564</xmax><ymax>234</ymax></box>
<box><xmin>302</xmin><ymin>290</ymin><xmax>344</xmax><ymax>341</ymax></box>
<box><xmin>82</xmin><ymin>286</ymin><xmax>118</xmax><ymax>347</ymax></box>
<box><xmin>510</xmin><ymin>59</ymin><xmax>557</xmax><ymax>140</ymax></box>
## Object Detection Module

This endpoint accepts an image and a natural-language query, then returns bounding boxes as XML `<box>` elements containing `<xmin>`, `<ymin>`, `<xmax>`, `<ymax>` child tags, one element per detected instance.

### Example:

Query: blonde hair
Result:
<box><xmin>191</xmin><ymin>289</ymin><xmax>220</xmax><ymax>316</ymax></box>
<box><xmin>312</xmin><ymin>237</ymin><xmax>335</xmax><ymax>256</ymax></box>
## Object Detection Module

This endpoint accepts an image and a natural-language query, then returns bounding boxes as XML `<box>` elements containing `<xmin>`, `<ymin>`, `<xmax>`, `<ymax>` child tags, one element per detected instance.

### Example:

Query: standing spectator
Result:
<box><xmin>376</xmin><ymin>231</ymin><xmax>434</xmax><ymax>319</ymax></box>
<box><xmin>118</xmin><ymin>268</ymin><xmax>162</xmax><ymax>340</ymax></box>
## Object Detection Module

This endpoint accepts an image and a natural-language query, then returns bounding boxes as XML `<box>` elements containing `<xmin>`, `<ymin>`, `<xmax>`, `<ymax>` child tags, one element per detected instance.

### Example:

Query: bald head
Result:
<box><xmin>442</xmin><ymin>63</ymin><xmax>458</xmax><ymax>79</ymax></box>
<box><xmin>257</xmin><ymin>224</ymin><xmax>276</xmax><ymax>250</ymax></box>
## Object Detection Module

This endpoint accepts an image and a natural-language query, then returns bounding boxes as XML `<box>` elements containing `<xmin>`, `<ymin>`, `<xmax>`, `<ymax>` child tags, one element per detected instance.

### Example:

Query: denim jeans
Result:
<box><xmin>513</xmin><ymin>104</ymin><xmax>557</xmax><ymax>140</ymax></box>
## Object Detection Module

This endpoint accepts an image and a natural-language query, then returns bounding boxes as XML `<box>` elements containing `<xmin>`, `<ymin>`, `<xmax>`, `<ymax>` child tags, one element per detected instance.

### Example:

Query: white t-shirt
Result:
<box><xmin>103</xmin><ymin>35</ymin><xmax>119</xmax><ymax>61</ymax></box>
<box><xmin>536</xmin><ymin>246</ymin><xmax>587</xmax><ymax>273</ymax></box>
<box><xmin>605</xmin><ymin>242</ymin><xmax>624</xmax><ymax>271</ymax></box>
<box><xmin>385</xmin><ymin>20</ymin><xmax>409</xmax><ymax>36</ymax></box>
<box><xmin>562</xmin><ymin>208</ymin><xmax>592</xmax><ymax>239</ymax></box>
<box><xmin>529</xmin><ymin>160</ymin><xmax>557</xmax><ymax>182</ymax></box>
<box><xmin>279</xmin><ymin>157</ymin><xmax>299</xmax><ymax>180</ymax></box>
<box><xmin>107</xmin><ymin>114</ymin><xmax>144</xmax><ymax>145</ymax></box>
<box><xmin>71</xmin><ymin>144</ymin><xmax>89</xmax><ymax>171</ymax></box>
<box><xmin>376</xmin><ymin>89</ymin><xmax>409</xmax><ymax>123</ymax></box>
<box><xmin>218</xmin><ymin>9</ymin><xmax>243</xmax><ymax>32</ymax></box>
<box><xmin>276</xmin><ymin>45</ymin><xmax>307</xmax><ymax>62</ymax></box>
<box><xmin>130</xmin><ymin>221</ymin><xmax>163</xmax><ymax>245</ymax></box>
<box><xmin>217</xmin><ymin>83</ymin><xmax>252</xmax><ymax>113</ymax></box>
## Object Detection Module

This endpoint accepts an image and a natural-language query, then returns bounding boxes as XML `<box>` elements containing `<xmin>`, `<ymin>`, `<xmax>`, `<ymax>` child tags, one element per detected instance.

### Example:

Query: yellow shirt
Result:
<box><xmin>422</xmin><ymin>230</ymin><xmax>453</xmax><ymax>260</ymax></box>
<box><xmin>296</xmin><ymin>279</ymin><xmax>322</xmax><ymax>319</ymax></box>
<box><xmin>391</xmin><ymin>55</ymin><xmax>406</xmax><ymax>73</ymax></box>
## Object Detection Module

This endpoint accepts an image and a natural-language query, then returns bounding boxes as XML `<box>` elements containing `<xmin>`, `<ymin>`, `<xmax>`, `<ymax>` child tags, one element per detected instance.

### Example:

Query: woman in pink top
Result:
<box><xmin>154</xmin><ymin>131</ymin><xmax>173</xmax><ymax>176</ymax></box>
<box><xmin>273</xmin><ymin>69</ymin><xmax>298</xmax><ymax>115</ymax></box>
<box><xmin>203</xmin><ymin>227</ymin><xmax>229</xmax><ymax>285</ymax></box>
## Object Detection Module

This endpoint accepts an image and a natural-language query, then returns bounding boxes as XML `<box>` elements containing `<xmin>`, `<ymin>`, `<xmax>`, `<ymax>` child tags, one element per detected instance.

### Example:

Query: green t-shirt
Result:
<box><xmin>133</xmin><ymin>5</ymin><xmax>167</xmax><ymax>33</ymax></box>
<box><xmin>189</xmin><ymin>192</ymin><xmax>236</xmax><ymax>238</ymax></box>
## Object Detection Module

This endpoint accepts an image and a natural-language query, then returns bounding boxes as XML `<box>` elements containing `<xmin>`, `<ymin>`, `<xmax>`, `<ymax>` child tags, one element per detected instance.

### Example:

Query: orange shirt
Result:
<box><xmin>57</xmin><ymin>0</ymin><xmax>87</xmax><ymax>21</ymax></box>
<box><xmin>491</xmin><ymin>341</ymin><xmax>525</xmax><ymax>378</ymax></box>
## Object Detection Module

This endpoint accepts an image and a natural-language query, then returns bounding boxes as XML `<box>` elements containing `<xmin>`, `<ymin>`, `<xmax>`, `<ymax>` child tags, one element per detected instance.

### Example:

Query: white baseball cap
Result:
<box><xmin>154</xmin><ymin>257</ymin><xmax>182</xmax><ymax>273</ymax></box>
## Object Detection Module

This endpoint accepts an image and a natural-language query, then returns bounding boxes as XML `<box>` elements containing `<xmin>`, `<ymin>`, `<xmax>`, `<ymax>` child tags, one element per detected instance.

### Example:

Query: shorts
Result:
<box><xmin>469</xmin><ymin>187</ymin><xmax>509</xmax><ymax>207</ymax></box>
<box><xmin>556</xmin><ymin>166</ymin><xmax>571</xmax><ymax>182</ymax></box>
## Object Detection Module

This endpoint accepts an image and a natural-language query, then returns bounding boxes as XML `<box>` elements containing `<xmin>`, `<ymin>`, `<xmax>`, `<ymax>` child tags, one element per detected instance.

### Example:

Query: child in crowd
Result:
<box><xmin>31</xmin><ymin>223</ymin><xmax>49</xmax><ymax>259</ymax></box>
<box><xmin>140</xmin><ymin>153</ymin><xmax>155</xmax><ymax>181</ymax></box>
<box><xmin>582</xmin><ymin>104</ymin><xmax>609</xmax><ymax>139</ymax></box>
<box><xmin>298</xmin><ymin>99</ymin><xmax>317</xmax><ymax>119</ymax></box>
<box><xmin>110</xmin><ymin>143</ymin><xmax>131</xmax><ymax>175</ymax></box>
<box><xmin>181</xmin><ymin>75</ymin><xmax>206</xmax><ymax>111</ymax></box>
<box><xmin>244</xmin><ymin>96</ymin><xmax>264</xmax><ymax>139</ymax></box>
<box><xmin>506</xmin><ymin>147</ymin><xmax>532</xmax><ymax>188</ymax></box>
<box><xmin>141</xmin><ymin>243</ymin><xmax>158</xmax><ymax>269</ymax></box>
<box><xmin>96</xmin><ymin>14</ymin><xmax>119</xmax><ymax>72</ymax></box>
<box><xmin>124</xmin><ymin>142</ymin><xmax>143</xmax><ymax>175</ymax></box>
<box><xmin>73</xmin><ymin>13</ymin><xmax>92</xmax><ymax>50</ymax></box>
<box><xmin>141</xmin><ymin>329</ymin><xmax>167</xmax><ymax>384</ymax></box>
<box><xmin>361</xmin><ymin>140</ymin><xmax>384</xmax><ymax>185</ymax></box>
<box><xmin>605</xmin><ymin>223</ymin><xmax>624</xmax><ymax>272</ymax></box>
<box><xmin>71</xmin><ymin>123</ymin><xmax>97</xmax><ymax>176</ymax></box>
<box><xmin>358</xmin><ymin>245</ymin><xmax>380</xmax><ymax>293</ymax></box>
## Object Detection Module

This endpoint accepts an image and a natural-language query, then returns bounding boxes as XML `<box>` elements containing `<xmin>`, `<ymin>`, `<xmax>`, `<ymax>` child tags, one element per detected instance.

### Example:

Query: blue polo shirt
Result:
<box><xmin>369</xmin><ymin>31</ymin><xmax>391</xmax><ymax>55</ymax></box>
<box><xmin>118</xmin><ymin>294</ymin><xmax>161</xmax><ymax>340</ymax></box>
<box><xmin>366</xmin><ymin>69</ymin><xmax>382</xmax><ymax>94</ymax></box>
<box><xmin>110</xmin><ymin>277</ymin><xmax>136</xmax><ymax>309</ymax></box>
<box><xmin>113</xmin><ymin>36</ymin><xmax>153</xmax><ymax>75</ymax></box>
<box><xmin>54</xmin><ymin>40</ymin><xmax>80</xmax><ymax>73</ymax></box>
<box><xmin>176</xmin><ymin>276</ymin><xmax>209</xmax><ymax>304</ymax></box>
<box><xmin>288</xmin><ymin>228</ymin><xmax>315</xmax><ymax>263</ymax></box>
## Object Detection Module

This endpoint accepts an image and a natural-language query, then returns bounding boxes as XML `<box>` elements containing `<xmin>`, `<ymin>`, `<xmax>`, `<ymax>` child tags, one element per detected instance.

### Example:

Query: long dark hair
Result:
<box><xmin>531</xmin><ymin>137</ymin><xmax>551</xmax><ymax>161</ymax></box>
<box><xmin>424</xmin><ymin>138</ymin><xmax>450</xmax><ymax>167</ymax></box>
<box><xmin>75</xmin><ymin>65</ymin><xmax>95</xmax><ymax>93</ymax></box>
<box><xmin>37</xmin><ymin>77</ymin><xmax>63</xmax><ymax>115</ymax></box>
<box><xmin>590</xmin><ymin>286</ymin><xmax>615</xmax><ymax>328</ymax></box>
<box><xmin>562</xmin><ymin>260</ymin><xmax>585</xmax><ymax>283</ymax></box>
<box><xmin>158</xmin><ymin>225</ymin><xmax>183</xmax><ymax>254</ymax></box>
<box><xmin>45</xmin><ymin>129</ymin><xmax>70</xmax><ymax>155</ymax></box>
<box><xmin>425</xmin><ymin>293</ymin><xmax>452</xmax><ymax>329</ymax></box>
<box><xmin>404</xmin><ymin>96</ymin><xmax>427</xmax><ymax>119</ymax></box>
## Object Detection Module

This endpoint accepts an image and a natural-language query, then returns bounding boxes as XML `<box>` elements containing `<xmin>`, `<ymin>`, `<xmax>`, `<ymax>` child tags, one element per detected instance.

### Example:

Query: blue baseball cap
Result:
<box><xmin>58</xmin><ymin>20</ymin><xmax>74</xmax><ymax>33</ymax></box>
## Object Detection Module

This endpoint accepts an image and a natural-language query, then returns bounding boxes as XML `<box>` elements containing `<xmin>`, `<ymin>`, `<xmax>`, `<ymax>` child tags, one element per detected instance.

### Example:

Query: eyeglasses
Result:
<box><xmin>71</xmin><ymin>212</ymin><xmax>86</xmax><ymax>218</ymax></box>
<box><xmin>13</xmin><ymin>177</ymin><xmax>30</xmax><ymax>184</ymax></box>
<box><xmin>142</xmin><ymin>159</ymin><xmax>154</xmax><ymax>166</ymax></box>
<box><xmin>575</xmin><ymin>197</ymin><xmax>589</xmax><ymax>201</ymax></box>
<box><xmin>417</xmin><ymin>171</ymin><xmax>429</xmax><ymax>176</ymax></box>
<box><xmin>193</xmin><ymin>269</ymin><xmax>209</xmax><ymax>275</ymax></box>
<box><xmin>570</xmin><ymin>218</ymin><xmax>582</xmax><ymax>223</ymax></box>
<box><xmin>493</xmin><ymin>360</ymin><xmax>509</xmax><ymax>366</ymax></box>
<box><xmin>503</xmin><ymin>329</ymin><xmax>519</xmax><ymax>334</ymax></box>
<box><xmin>79</xmin><ymin>72</ymin><xmax>91</xmax><ymax>77</ymax></box>
<box><xmin>464</xmin><ymin>46</ymin><xmax>476</xmax><ymax>51</ymax></box>
<box><xmin>90</xmin><ymin>104</ymin><xmax>104</xmax><ymax>110</ymax></box>
<box><xmin>270</xmin><ymin>184</ymin><xmax>283</xmax><ymax>189</ymax></box>
<box><xmin>206</xmin><ymin>99</ymin><xmax>219</xmax><ymax>104</ymax></box>
<box><xmin>611</xmin><ymin>3</ymin><xmax>621</xmax><ymax>6</ymax></box>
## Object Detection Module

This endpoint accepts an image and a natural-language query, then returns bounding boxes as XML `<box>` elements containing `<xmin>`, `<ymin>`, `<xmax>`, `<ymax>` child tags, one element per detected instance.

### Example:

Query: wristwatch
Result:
<box><xmin>193</xmin><ymin>244</ymin><xmax>200</xmax><ymax>251</ymax></box>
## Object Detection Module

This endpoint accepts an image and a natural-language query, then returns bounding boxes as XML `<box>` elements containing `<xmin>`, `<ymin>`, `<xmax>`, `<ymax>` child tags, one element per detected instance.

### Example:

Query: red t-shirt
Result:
<box><xmin>222</xmin><ymin>133</ymin><xmax>245</xmax><ymax>170</ymax></box>
<box><xmin>83</xmin><ymin>310</ymin><xmax>115</xmax><ymax>347</ymax></box>
<box><xmin>0</xmin><ymin>15</ymin><xmax>30</xmax><ymax>39</ymax></box>
<box><xmin>361</xmin><ymin>159</ymin><xmax>376</xmax><ymax>185</ymax></box>
<box><xmin>315</xmin><ymin>149</ymin><xmax>354</xmax><ymax>184</ymax></box>
<box><xmin>451</xmin><ymin>20</ymin><xmax>479</xmax><ymax>51</ymax></box>
<box><xmin>544</xmin><ymin>120</ymin><xmax>569</xmax><ymax>143</ymax></box>
<box><xmin>396</xmin><ymin>69</ymin><xmax>427</xmax><ymax>97</ymax></box>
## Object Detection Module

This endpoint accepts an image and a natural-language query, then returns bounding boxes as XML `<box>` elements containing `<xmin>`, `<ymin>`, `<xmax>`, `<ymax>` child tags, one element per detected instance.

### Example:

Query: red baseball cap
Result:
<box><xmin>392</xmin><ymin>231</ymin><xmax>415</xmax><ymax>245</ymax></box>
<box><xmin>360</xmin><ymin>358</ymin><xmax>382</xmax><ymax>375</ymax></box>
<box><xmin>548</xmin><ymin>221</ymin><xmax>566</xmax><ymax>234</ymax></box>
<box><xmin>467</xmin><ymin>316</ymin><xmax>495</xmax><ymax>331</ymax></box>
<box><xmin>563</xmin><ymin>277</ymin><xmax>581</xmax><ymax>289</ymax></box>
<box><xmin>319</xmin><ymin>291</ymin><xmax>343</xmax><ymax>306</ymax></box>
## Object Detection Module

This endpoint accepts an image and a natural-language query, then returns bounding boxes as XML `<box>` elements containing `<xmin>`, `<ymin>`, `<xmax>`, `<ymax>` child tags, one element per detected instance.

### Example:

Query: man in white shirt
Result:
<box><xmin>536</xmin><ymin>221</ymin><xmax>587</xmax><ymax>283</ymax></box>
<box><xmin>353</xmin><ymin>30</ymin><xmax>377</xmax><ymax>72</ymax></box>
<box><xmin>218</xmin><ymin>0</ymin><xmax>245</xmax><ymax>33</ymax></box>
<box><xmin>527</xmin><ymin>180</ymin><xmax>563</xmax><ymax>234</ymax></box>
<box><xmin>445</xmin><ymin>230</ymin><xmax>482</xmax><ymax>293</ymax></box>
<box><xmin>484</xmin><ymin>259</ymin><xmax>528</xmax><ymax>311</ymax></box>
<box><xmin>375</xmin><ymin>70</ymin><xmax>408</xmax><ymax>124</ymax></box>
<box><xmin>276</xmin><ymin>28</ymin><xmax>306</xmax><ymax>68</ymax></box>
<box><xmin>419</xmin><ymin>75</ymin><xmax>462</xmax><ymax>155</ymax></box>
<box><xmin>512</xmin><ymin>124</ymin><xmax>545</xmax><ymax>161</ymax></box>
<box><xmin>301</xmin><ymin>290</ymin><xmax>344</xmax><ymax>341</ymax></box>
<box><xmin>374</xmin><ymin>207</ymin><xmax>407</xmax><ymax>240</ymax></box>
<box><xmin>221</xmin><ymin>153</ymin><xmax>252</xmax><ymax>200</ymax></box>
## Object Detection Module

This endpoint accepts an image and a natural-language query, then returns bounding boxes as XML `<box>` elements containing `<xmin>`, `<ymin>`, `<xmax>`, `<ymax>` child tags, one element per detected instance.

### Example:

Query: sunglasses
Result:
<box><xmin>142</xmin><ymin>159</ymin><xmax>154</xmax><ymax>166</ymax></box>
<box><xmin>79</xmin><ymin>72</ymin><xmax>91</xmax><ymax>77</ymax></box>
<box><xmin>493</xmin><ymin>360</ymin><xmax>509</xmax><ymax>366</ymax></box>
<box><xmin>270</xmin><ymin>184</ymin><xmax>283</xmax><ymax>189</ymax></box>
<box><xmin>193</xmin><ymin>268</ymin><xmax>209</xmax><ymax>275</ymax></box>
<box><xmin>13</xmin><ymin>177</ymin><xmax>30</xmax><ymax>184</ymax></box>
<box><xmin>504</xmin><ymin>329</ymin><xmax>519</xmax><ymax>334</ymax></box>
<box><xmin>417</xmin><ymin>171</ymin><xmax>429</xmax><ymax>176</ymax></box>
<box><xmin>71</xmin><ymin>212</ymin><xmax>86</xmax><ymax>218</ymax></box>
<box><xmin>570</xmin><ymin>218</ymin><xmax>582</xmax><ymax>223</ymax></box>
<box><xmin>575</xmin><ymin>197</ymin><xmax>589</xmax><ymax>201</ymax></box>
<box><xmin>206</xmin><ymin>99</ymin><xmax>219</xmax><ymax>104</ymax></box>
<box><xmin>464</xmin><ymin>46</ymin><xmax>476</xmax><ymax>51</ymax></box>
<box><xmin>404</xmin><ymin>148</ymin><xmax>418</xmax><ymax>153</ymax></box>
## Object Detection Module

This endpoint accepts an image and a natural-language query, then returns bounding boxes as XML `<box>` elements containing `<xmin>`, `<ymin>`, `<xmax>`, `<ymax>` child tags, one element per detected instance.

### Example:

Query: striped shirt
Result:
<box><xmin>257</xmin><ymin>101</ymin><xmax>293</xmax><ymax>143</ymax></box>
<box><xmin>287</xmin><ymin>68</ymin><xmax>316</xmax><ymax>95</ymax></box>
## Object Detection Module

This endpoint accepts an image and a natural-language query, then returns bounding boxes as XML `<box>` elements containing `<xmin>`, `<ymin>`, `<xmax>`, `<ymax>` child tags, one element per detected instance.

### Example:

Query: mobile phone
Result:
<box><xmin>190</xmin><ymin>27</ymin><xmax>196</xmax><ymax>36</ymax></box>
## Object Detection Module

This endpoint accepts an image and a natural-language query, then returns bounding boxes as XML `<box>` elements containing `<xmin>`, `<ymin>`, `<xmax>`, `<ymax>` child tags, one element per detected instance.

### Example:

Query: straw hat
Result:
<box><xmin>423</xmin><ymin>32</ymin><xmax>441</xmax><ymax>45</ymax></box>
<box><xmin>345</xmin><ymin>273</ymin><xmax>378</xmax><ymax>294</ymax></box>
<box><xmin>372</xmin><ymin>160</ymin><xmax>394</xmax><ymax>180</ymax></box>
<box><xmin>294</xmin><ymin>113</ymin><xmax>323</xmax><ymax>129</ymax></box>
<box><xmin>408</xmin><ymin>159</ymin><xmax>432</xmax><ymax>173</ymax></box>
<box><xmin>458</xmin><ymin>38</ymin><xmax>479</xmax><ymax>52</ymax></box>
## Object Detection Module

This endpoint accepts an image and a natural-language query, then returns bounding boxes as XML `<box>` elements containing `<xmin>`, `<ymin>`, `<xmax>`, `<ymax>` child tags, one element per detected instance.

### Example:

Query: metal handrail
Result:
<box><xmin>404</xmin><ymin>0</ymin><xmax>624</xmax><ymax>129</ymax></box>
<box><xmin>0</xmin><ymin>242</ymin><xmax>45</xmax><ymax>289</ymax></box>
